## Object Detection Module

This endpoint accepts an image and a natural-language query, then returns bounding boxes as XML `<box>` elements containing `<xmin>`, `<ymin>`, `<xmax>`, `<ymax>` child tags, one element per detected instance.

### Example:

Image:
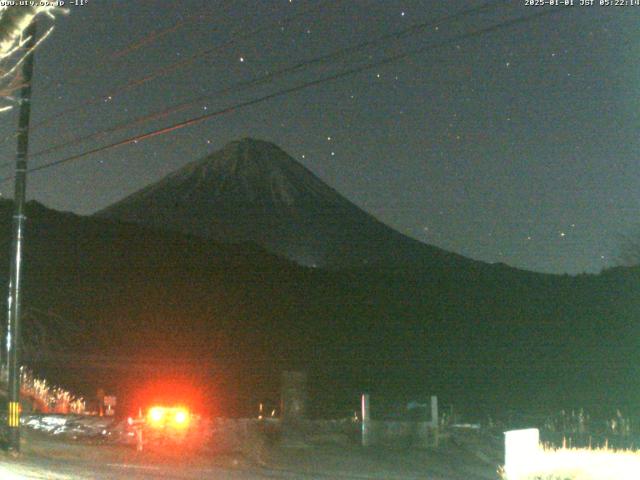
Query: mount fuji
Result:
<box><xmin>98</xmin><ymin>138</ymin><xmax>469</xmax><ymax>270</ymax></box>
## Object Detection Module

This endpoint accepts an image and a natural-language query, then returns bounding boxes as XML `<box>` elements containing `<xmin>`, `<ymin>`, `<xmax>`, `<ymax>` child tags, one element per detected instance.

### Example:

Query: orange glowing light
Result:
<box><xmin>148</xmin><ymin>406</ymin><xmax>165</xmax><ymax>426</ymax></box>
<box><xmin>174</xmin><ymin>409</ymin><xmax>188</xmax><ymax>425</ymax></box>
<box><xmin>144</xmin><ymin>405</ymin><xmax>190</xmax><ymax>429</ymax></box>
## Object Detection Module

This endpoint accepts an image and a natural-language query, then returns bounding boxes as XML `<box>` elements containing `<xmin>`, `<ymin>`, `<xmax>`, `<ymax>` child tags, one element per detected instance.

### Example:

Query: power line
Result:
<box><xmin>110</xmin><ymin>9</ymin><xmax>212</xmax><ymax>60</ymax></box>
<box><xmin>241</xmin><ymin>0</ymin><xmax>509</xmax><ymax>90</ymax></box>
<box><xmin>0</xmin><ymin>0</ymin><xmax>335</xmax><ymax>149</ymax></box>
<box><xmin>4</xmin><ymin>0</ymin><xmax>509</xmax><ymax>169</ymax></box>
<box><xmin>0</xmin><ymin>0</ymin><xmax>504</xmax><ymax>172</ymax></box>
<box><xmin>0</xmin><ymin>94</ymin><xmax>195</xmax><ymax>167</ymax></box>
<box><xmin>0</xmin><ymin>8</ymin><xmax>569</xmax><ymax>184</ymax></box>
<box><xmin>64</xmin><ymin>5</ymin><xmax>217</xmax><ymax>84</ymax></box>
<box><xmin>0</xmin><ymin>5</ymin><xmax>225</xmax><ymax>149</ymax></box>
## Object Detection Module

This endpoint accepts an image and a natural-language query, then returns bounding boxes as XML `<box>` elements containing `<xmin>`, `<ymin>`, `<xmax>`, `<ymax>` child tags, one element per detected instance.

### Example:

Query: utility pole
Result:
<box><xmin>5</xmin><ymin>18</ymin><xmax>37</xmax><ymax>454</ymax></box>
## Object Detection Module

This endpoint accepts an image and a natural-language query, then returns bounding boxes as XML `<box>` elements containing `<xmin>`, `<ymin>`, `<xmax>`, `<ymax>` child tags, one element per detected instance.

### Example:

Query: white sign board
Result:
<box><xmin>504</xmin><ymin>428</ymin><xmax>540</xmax><ymax>478</ymax></box>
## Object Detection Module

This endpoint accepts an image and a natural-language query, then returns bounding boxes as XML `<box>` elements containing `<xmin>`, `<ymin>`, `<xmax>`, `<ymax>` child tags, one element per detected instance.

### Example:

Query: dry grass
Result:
<box><xmin>501</xmin><ymin>444</ymin><xmax>640</xmax><ymax>480</ymax></box>
<box><xmin>17</xmin><ymin>367</ymin><xmax>85</xmax><ymax>413</ymax></box>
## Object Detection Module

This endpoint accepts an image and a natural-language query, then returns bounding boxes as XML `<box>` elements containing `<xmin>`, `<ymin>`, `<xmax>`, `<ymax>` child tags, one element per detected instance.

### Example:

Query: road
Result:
<box><xmin>0</xmin><ymin>425</ymin><xmax>499</xmax><ymax>479</ymax></box>
<box><xmin>0</xmin><ymin>456</ymin><xmax>446</xmax><ymax>480</ymax></box>
<box><xmin>0</xmin><ymin>456</ymin><xmax>339</xmax><ymax>480</ymax></box>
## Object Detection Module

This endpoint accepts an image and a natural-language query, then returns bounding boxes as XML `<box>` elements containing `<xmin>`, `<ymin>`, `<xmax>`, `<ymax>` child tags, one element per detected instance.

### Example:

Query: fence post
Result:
<box><xmin>280</xmin><ymin>371</ymin><xmax>307</xmax><ymax>447</ymax></box>
<box><xmin>431</xmin><ymin>395</ymin><xmax>439</xmax><ymax>447</ymax></box>
<box><xmin>361</xmin><ymin>393</ymin><xmax>371</xmax><ymax>446</ymax></box>
<box><xmin>281</xmin><ymin>371</ymin><xmax>307</xmax><ymax>421</ymax></box>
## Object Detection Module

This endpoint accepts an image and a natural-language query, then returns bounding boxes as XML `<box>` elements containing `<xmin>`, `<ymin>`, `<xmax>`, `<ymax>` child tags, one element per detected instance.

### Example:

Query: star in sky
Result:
<box><xmin>0</xmin><ymin>1</ymin><xmax>631</xmax><ymax>275</ymax></box>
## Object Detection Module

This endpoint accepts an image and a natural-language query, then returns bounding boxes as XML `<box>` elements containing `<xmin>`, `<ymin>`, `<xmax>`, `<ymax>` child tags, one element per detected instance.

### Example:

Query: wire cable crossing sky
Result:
<box><xmin>1</xmin><ymin>8</ymin><xmax>566</xmax><ymax>179</ymax></box>
<box><xmin>0</xmin><ymin>0</ymin><xmax>635</xmax><ymax>275</ymax></box>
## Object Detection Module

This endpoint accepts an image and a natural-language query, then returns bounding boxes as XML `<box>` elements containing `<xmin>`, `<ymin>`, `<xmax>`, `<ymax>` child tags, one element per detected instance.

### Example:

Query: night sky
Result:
<box><xmin>0</xmin><ymin>0</ymin><xmax>637</xmax><ymax>275</ymax></box>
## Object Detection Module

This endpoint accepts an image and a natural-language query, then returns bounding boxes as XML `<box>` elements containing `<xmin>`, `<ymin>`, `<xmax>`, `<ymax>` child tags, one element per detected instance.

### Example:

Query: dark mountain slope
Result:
<box><xmin>0</xmin><ymin>200</ymin><xmax>637</xmax><ymax>418</ymax></box>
